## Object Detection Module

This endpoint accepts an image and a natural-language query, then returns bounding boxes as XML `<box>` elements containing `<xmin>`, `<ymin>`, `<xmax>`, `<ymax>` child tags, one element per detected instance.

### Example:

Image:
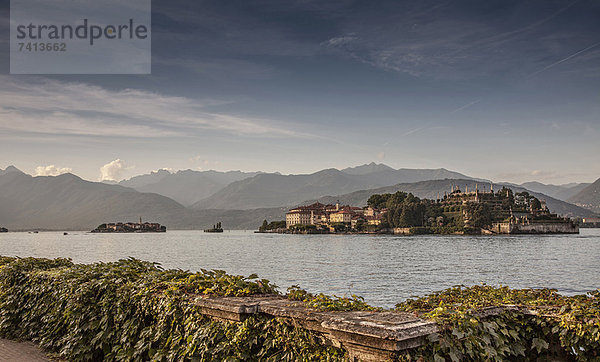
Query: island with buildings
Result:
<box><xmin>91</xmin><ymin>218</ymin><xmax>166</xmax><ymax>233</ymax></box>
<box><xmin>279</xmin><ymin>185</ymin><xmax>579</xmax><ymax>235</ymax></box>
<box><xmin>580</xmin><ymin>217</ymin><xmax>600</xmax><ymax>228</ymax></box>
<box><xmin>204</xmin><ymin>222</ymin><xmax>224</xmax><ymax>233</ymax></box>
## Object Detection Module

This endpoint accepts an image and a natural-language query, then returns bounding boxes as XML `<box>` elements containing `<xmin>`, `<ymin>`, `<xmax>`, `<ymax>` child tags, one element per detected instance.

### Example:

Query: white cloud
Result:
<box><xmin>99</xmin><ymin>159</ymin><xmax>131</xmax><ymax>181</ymax></box>
<box><xmin>322</xmin><ymin>35</ymin><xmax>358</xmax><ymax>47</ymax></box>
<box><xmin>34</xmin><ymin>165</ymin><xmax>73</xmax><ymax>176</ymax></box>
<box><xmin>0</xmin><ymin>76</ymin><xmax>315</xmax><ymax>139</ymax></box>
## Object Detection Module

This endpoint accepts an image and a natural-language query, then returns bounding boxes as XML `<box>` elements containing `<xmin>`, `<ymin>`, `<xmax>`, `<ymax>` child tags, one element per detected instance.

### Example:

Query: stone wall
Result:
<box><xmin>193</xmin><ymin>295</ymin><xmax>438</xmax><ymax>361</ymax></box>
<box><xmin>393</xmin><ymin>227</ymin><xmax>412</xmax><ymax>235</ymax></box>
<box><xmin>490</xmin><ymin>222</ymin><xmax>578</xmax><ymax>234</ymax></box>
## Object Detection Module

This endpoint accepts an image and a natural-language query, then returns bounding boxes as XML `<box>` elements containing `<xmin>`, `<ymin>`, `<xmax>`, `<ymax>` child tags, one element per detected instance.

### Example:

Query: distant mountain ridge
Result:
<box><xmin>519</xmin><ymin>181</ymin><xmax>589</xmax><ymax>201</ymax></box>
<box><xmin>119</xmin><ymin>169</ymin><xmax>172</xmax><ymax>188</ymax></box>
<box><xmin>0</xmin><ymin>165</ymin><xmax>596</xmax><ymax>230</ymax></box>
<box><xmin>0</xmin><ymin>165</ymin><xmax>22</xmax><ymax>176</ymax></box>
<box><xmin>191</xmin><ymin>164</ymin><xmax>476</xmax><ymax>210</ymax></box>
<box><xmin>0</xmin><ymin>167</ymin><xmax>282</xmax><ymax>230</ymax></box>
<box><xmin>0</xmin><ymin>168</ymin><xmax>191</xmax><ymax>230</ymax></box>
<box><xmin>341</xmin><ymin>163</ymin><xmax>396</xmax><ymax>175</ymax></box>
<box><xmin>119</xmin><ymin>169</ymin><xmax>263</xmax><ymax>206</ymax></box>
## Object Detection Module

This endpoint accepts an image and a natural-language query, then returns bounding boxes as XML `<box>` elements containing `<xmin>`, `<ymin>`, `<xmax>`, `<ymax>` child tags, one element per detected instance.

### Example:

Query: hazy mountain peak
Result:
<box><xmin>119</xmin><ymin>169</ymin><xmax>173</xmax><ymax>188</ymax></box>
<box><xmin>118</xmin><ymin>168</ymin><xmax>264</xmax><ymax>206</ymax></box>
<box><xmin>342</xmin><ymin>163</ymin><xmax>395</xmax><ymax>175</ymax></box>
<box><xmin>316</xmin><ymin>168</ymin><xmax>345</xmax><ymax>175</ymax></box>
<box><xmin>0</xmin><ymin>165</ymin><xmax>24</xmax><ymax>175</ymax></box>
<box><xmin>56</xmin><ymin>172</ymin><xmax>81</xmax><ymax>180</ymax></box>
<box><xmin>521</xmin><ymin>181</ymin><xmax>590</xmax><ymax>201</ymax></box>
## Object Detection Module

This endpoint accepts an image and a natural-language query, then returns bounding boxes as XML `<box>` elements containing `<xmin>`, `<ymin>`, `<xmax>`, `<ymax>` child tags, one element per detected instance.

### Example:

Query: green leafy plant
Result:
<box><xmin>396</xmin><ymin>285</ymin><xmax>600</xmax><ymax>361</ymax></box>
<box><xmin>286</xmin><ymin>285</ymin><xmax>377</xmax><ymax>312</ymax></box>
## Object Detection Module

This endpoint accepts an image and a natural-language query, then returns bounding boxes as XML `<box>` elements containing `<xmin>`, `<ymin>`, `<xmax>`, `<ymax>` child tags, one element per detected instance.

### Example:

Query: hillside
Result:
<box><xmin>119</xmin><ymin>169</ymin><xmax>262</xmax><ymax>206</ymax></box>
<box><xmin>307</xmin><ymin>179</ymin><xmax>596</xmax><ymax>218</ymax></box>
<box><xmin>192</xmin><ymin>165</ymin><xmax>476</xmax><ymax>210</ymax></box>
<box><xmin>520</xmin><ymin>181</ymin><xmax>589</xmax><ymax>201</ymax></box>
<box><xmin>341</xmin><ymin>163</ymin><xmax>476</xmax><ymax>182</ymax></box>
<box><xmin>119</xmin><ymin>169</ymin><xmax>172</xmax><ymax>188</ymax></box>
<box><xmin>0</xmin><ymin>168</ymin><xmax>192</xmax><ymax>230</ymax></box>
<box><xmin>568</xmin><ymin>178</ymin><xmax>600</xmax><ymax>213</ymax></box>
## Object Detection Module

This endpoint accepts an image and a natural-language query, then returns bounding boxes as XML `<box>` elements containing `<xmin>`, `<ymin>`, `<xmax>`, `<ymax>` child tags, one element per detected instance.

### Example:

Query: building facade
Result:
<box><xmin>285</xmin><ymin>202</ymin><xmax>382</xmax><ymax>229</ymax></box>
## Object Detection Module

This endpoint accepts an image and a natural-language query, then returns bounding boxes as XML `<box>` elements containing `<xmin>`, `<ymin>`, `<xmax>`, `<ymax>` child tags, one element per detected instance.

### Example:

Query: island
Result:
<box><xmin>256</xmin><ymin>220</ymin><xmax>287</xmax><ymax>233</ymax></box>
<box><xmin>279</xmin><ymin>185</ymin><xmax>579</xmax><ymax>235</ymax></box>
<box><xmin>204</xmin><ymin>222</ymin><xmax>223</xmax><ymax>233</ymax></box>
<box><xmin>579</xmin><ymin>217</ymin><xmax>600</xmax><ymax>228</ymax></box>
<box><xmin>91</xmin><ymin>218</ymin><xmax>166</xmax><ymax>233</ymax></box>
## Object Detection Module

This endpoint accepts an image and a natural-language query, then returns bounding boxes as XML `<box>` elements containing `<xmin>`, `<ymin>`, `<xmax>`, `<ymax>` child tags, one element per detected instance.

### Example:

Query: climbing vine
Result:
<box><xmin>396</xmin><ymin>285</ymin><xmax>600</xmax><ymax>361</ymax></box>
<box><xmin>286</xmin><ymin>285</ymin><xmax>377</xmax><ymax>312</ymax></box>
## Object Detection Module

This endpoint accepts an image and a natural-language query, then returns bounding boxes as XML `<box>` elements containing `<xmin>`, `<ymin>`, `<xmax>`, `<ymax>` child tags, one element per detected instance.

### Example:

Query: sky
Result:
<box><xmin>0</xmin><ymin>0</ymin><xmax>599</xmax><ymax>184</ymax></box>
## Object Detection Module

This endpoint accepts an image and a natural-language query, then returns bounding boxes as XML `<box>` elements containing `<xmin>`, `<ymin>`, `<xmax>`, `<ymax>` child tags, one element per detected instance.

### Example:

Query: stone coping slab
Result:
<box><xmin>192</xmin><ymin>295</ymin><xmax>438</xmax><ymax>361</ymax></box>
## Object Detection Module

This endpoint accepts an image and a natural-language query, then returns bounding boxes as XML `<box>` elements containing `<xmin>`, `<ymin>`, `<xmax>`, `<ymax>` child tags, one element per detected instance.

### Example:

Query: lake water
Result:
<box><xmin>1</xmin><ymin>229</ymin><xmax>599</xmax><ymax>308</ymax></box>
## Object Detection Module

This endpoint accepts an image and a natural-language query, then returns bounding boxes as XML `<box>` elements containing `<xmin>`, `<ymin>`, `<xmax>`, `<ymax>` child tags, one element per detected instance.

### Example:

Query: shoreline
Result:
<box><xmin>2</xmin><ymin>227</ymin><xmax>594</xmax><ymax>234</ymax></box>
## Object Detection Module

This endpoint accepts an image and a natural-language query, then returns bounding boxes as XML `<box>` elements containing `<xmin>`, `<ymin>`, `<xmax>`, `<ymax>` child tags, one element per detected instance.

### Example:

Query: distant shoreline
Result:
<box><xmin>2</xmin><ymin>227</ymin><xmax>597</xmax><ymax>234</ymax></box>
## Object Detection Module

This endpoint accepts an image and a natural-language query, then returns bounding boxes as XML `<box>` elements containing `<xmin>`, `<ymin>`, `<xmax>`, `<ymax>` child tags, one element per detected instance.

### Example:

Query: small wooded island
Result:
<box><xmin>264</xmin><ymin>185</ymin><xmax>579</xmax><ymax>235</ymax></box>
<box><xmin>91</xmin><ymin>219</ymin><xmax>166</xmax><ymax>233</ymax></box>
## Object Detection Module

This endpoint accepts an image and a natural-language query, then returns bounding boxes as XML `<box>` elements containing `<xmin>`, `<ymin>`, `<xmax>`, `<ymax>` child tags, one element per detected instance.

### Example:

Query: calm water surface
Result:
<box><xmin>1</xmin><ymin>229</ymin><xmax>599</xmax><ymax>308</ymax></box>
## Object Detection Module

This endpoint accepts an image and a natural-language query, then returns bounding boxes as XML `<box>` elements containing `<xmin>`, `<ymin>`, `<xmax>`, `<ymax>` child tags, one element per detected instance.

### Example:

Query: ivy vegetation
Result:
<box><xmin>396</xmin><ymin>285</ymin><xmax>600</xmax><ymax>361</ymax></box>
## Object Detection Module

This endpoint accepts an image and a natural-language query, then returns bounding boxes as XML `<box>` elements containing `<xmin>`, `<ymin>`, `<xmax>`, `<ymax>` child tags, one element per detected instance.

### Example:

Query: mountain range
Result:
<box><xmin>0</xmin><ymin>166</ymin><xmax>287</xmax><ymax>230</ymax></box>
<box><xmin>518</xmin><ymin>182</ymin><xmax>589</xmax><ymax>201</ymax></box>
<box><xmin>190</xmin><ymin>165</ymin><xmax>474</xmax><ymax>210</ymax></box>
<box><xmin>119</xmin><ymin>169</ymin><xmax>263</xmax><ymax>206</ymax></box>
<box><xmin>0</xmin><ymin>164</ymin><xmax>597</xmax><ymax>230</ymax></box>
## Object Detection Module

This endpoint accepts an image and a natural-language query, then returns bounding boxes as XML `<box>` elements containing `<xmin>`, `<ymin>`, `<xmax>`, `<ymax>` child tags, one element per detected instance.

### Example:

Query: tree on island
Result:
<box><xmin>372</xmin><ymin>191</ymin><xmax>442</xmax><ymax>228</ymax></box>
<box><xmin>463</xmin><ymin>202</ymin><xmax>493</xmax><ymax>229</ymax></box>
<box><xmin>260</xmin><ymin>220</ymin><xmax>269</xmax><ymax>232</ymax></box>
<box><xmin>354</xmin><ymin>219</ymin><xmax>366</xmax><ymax>232</ymax></box>
<box><xmin>259</xmin><ymin>220</ymin><xmax>287</xmax><ymax>232</ymax></box>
